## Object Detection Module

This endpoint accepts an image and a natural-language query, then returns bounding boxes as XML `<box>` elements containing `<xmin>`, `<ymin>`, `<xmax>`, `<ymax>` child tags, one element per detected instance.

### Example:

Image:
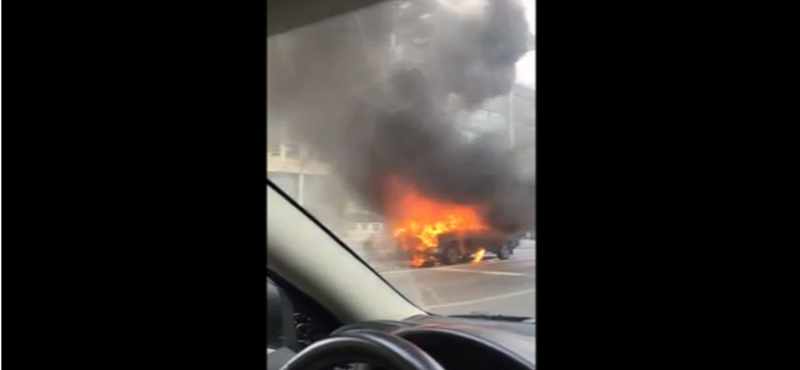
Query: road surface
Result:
<box><xmin>375</xmin><ymin>240</ymin><xmax>536</xmax><ymax>317</ymax></box>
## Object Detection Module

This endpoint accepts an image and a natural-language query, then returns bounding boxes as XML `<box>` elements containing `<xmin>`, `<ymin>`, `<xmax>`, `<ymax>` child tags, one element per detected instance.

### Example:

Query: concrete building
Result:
<box><xmin>267</xmin><ymin>120</ymin><xmax>384</xmax><ymax>241</ymax></box>
<box><xmin>268</xmin><ymin>121</ymin><xmax>346</xmax><ymax>232</ymax></box>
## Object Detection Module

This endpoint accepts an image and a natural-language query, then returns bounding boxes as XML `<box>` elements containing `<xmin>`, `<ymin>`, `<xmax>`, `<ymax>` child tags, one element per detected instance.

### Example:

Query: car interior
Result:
<box><xmin>267</xmin><ymin>1</ymin><xmax>535</xmax><ymax>369</ymax></box>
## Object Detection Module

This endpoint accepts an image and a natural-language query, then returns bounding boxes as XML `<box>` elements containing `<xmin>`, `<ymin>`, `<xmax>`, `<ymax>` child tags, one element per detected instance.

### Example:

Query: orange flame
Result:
<box><xmin>472</xmin><ymin>248</ymin><xmax>486</xmax><ymax>264</ymax></box>
<box><xmin>384</xmin><ymin>177</ymin><xmax>489</xmax><ymax>265</ymax></box>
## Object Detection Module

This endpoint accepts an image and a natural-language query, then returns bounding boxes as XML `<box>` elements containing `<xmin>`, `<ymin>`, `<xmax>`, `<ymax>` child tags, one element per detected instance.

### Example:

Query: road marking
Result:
<box><xmin>438</xmin><ymin>268</ymin><xmax>527</xmax><ymax>277</ymax></box>
<box><xmin>424</xmin><ymin>286</ymin><xmax>446</xmax><ymax>307</ymax></box>
<box><xmin>423</xmin><ymin>288</ymin><xmax>537</xmax><ymax>309</ymax></box>
<box><xmin>487</xmin><ymin>257</ymin><xmax>536</xmax><ymax>265</ymax></box>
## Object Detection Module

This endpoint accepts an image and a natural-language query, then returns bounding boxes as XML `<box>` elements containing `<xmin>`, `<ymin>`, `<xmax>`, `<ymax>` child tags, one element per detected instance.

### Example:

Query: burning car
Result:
<box><xmin>402</xmin><ymin>229</ymin><xmax>521</xmax><ymax>266</ymax></box>
<box><xmin>384</xmin><ymin>177</ymin><xmax>523</xmax><ymax>267</ymax></box>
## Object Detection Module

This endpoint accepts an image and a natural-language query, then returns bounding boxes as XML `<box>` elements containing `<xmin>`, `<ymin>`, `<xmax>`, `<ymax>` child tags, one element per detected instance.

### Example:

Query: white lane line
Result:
<box><xmin>423</xmin><ymin>288</ymin><xmax>537</xmax><ymax>309</ymax></box>
<box><xmin>437</xmin><ymin>268</ymin><xmax>527</xmax><ymax>277</ymax></box>
<box><xmin>486</xmin><ymin>257</ymin><xmax>536</xmax><ymax>265</ymax></box>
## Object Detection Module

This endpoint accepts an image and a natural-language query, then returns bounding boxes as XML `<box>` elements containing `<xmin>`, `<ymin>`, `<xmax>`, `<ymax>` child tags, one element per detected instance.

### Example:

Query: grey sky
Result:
<box><xmin>516</xmin><ymin>0</ymin><xmax>536</xmax><ymax>87</ymax></box>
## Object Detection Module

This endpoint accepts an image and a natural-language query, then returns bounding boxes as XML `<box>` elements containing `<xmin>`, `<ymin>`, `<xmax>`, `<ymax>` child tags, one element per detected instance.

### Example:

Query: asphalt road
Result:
<box><xmin>376</xmin><ymin>240</ymin><xmax>536</xmax><ymax>317</ymax></box>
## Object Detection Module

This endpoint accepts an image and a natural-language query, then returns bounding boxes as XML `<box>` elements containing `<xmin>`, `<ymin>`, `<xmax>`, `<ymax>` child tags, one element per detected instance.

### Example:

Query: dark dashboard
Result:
<box><xmin>331</xmin><ymin>315</ymin><xmax>536</xmax><ymax>370</ymax></box>
<box><xmin>272</xmin><ymin>312</ymin><xmax>536</xmax><ymax>370</ymax></box>
<box><xmin>268</xmin><ymin>274</ymin><xmax>535</xmax><ymax>370</ymax></box>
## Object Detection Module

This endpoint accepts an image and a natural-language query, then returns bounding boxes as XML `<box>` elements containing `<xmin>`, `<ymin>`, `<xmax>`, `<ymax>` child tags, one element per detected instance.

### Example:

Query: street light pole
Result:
<box><xmin>508</xmin><ymin>90</ymin><xmax>515</xmax><ymax>149</ymax></box>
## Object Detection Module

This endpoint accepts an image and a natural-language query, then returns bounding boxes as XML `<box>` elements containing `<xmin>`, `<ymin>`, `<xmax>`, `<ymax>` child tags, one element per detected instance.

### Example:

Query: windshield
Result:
<box><xmin>267</xmin><ymin>0</ymin><xmax>536</xmax><ymax>318</ymax></box>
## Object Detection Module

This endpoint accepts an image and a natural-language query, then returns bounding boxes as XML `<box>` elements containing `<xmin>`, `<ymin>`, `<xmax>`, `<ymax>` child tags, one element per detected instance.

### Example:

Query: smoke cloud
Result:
<box><xmin>268</xmin><ymin>0</ymin><xmax>535</xmax><ymax>233</ymax></box>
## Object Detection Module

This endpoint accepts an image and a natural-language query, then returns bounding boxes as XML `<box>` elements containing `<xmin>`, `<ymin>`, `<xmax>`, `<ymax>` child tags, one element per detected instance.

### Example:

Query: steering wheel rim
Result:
<box><xmin>281</xmin><ymin>329</ymin><xmax>445</xmax><ymax>370</ymax></box>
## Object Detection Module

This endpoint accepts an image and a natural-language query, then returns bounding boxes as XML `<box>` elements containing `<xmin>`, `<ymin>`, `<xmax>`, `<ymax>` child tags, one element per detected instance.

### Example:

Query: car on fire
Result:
<box><xmin>398</xmin><ymin>229</ymin><xmax>522</xmax><ymax>266</ymax></box>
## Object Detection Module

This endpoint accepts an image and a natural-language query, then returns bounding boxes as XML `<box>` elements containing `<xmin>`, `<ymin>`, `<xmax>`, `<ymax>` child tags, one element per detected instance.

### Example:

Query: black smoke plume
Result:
<box><xmin>268</xmin><ymin>0</ymin><xmax>535</xmax><ymax>233</ymax></box>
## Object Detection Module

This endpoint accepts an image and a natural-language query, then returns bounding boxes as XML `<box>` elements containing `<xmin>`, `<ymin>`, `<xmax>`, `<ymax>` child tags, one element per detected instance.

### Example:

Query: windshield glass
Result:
<box><xmin>267</xmin><ymin>0</ymin><xmax>536</xmax><ymax>318</ymax></box>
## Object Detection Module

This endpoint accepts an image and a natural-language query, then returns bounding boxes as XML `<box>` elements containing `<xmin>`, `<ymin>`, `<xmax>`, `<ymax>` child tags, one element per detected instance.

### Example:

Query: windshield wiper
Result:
<box><xmin>450</xmin><ymin>313</ymin><xmax>536</xmax><ymax>323</ymax></box>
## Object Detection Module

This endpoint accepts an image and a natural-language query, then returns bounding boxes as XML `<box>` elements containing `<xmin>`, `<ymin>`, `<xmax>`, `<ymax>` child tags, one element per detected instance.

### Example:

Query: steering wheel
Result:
<box><xmin>280</xmin><ymin>329</ymin><xmax>444</xmax><ymax>370</ymax></box>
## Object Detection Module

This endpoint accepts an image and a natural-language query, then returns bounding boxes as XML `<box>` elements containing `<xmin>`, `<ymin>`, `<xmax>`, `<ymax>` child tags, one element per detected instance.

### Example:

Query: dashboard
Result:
<box><xmin>268</xmin><ymin>274</ymin><xmax>535</xmax><ymax>370</ymax></box>
<box><xmin>273</xmin><ymin>308</ymin><xmax>536</xmax><ymax>369</ymax></box>
<box><xmin>332</xmin><ymin>315</ymin><xmax>536</xmax><ymax>370</ymax></box>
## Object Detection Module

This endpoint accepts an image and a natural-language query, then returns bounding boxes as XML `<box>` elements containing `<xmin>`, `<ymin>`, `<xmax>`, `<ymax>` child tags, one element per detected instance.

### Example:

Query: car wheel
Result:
<box><xmin>441</xmin><ymin>245</ymin><xmax>461</xmax><ymax>265</ymax></box>
<box><xmin>497</xmin><ymin>244</ymin><xmax>511</xmax><ymax>260</ymax></box>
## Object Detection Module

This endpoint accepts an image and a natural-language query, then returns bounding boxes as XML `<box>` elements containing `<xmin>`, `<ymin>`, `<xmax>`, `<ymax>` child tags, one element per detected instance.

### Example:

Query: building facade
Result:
<box><xmin>267</xmin><ymin>121</ymin><xmax>384</xmax><ymax>242</ymax></box>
